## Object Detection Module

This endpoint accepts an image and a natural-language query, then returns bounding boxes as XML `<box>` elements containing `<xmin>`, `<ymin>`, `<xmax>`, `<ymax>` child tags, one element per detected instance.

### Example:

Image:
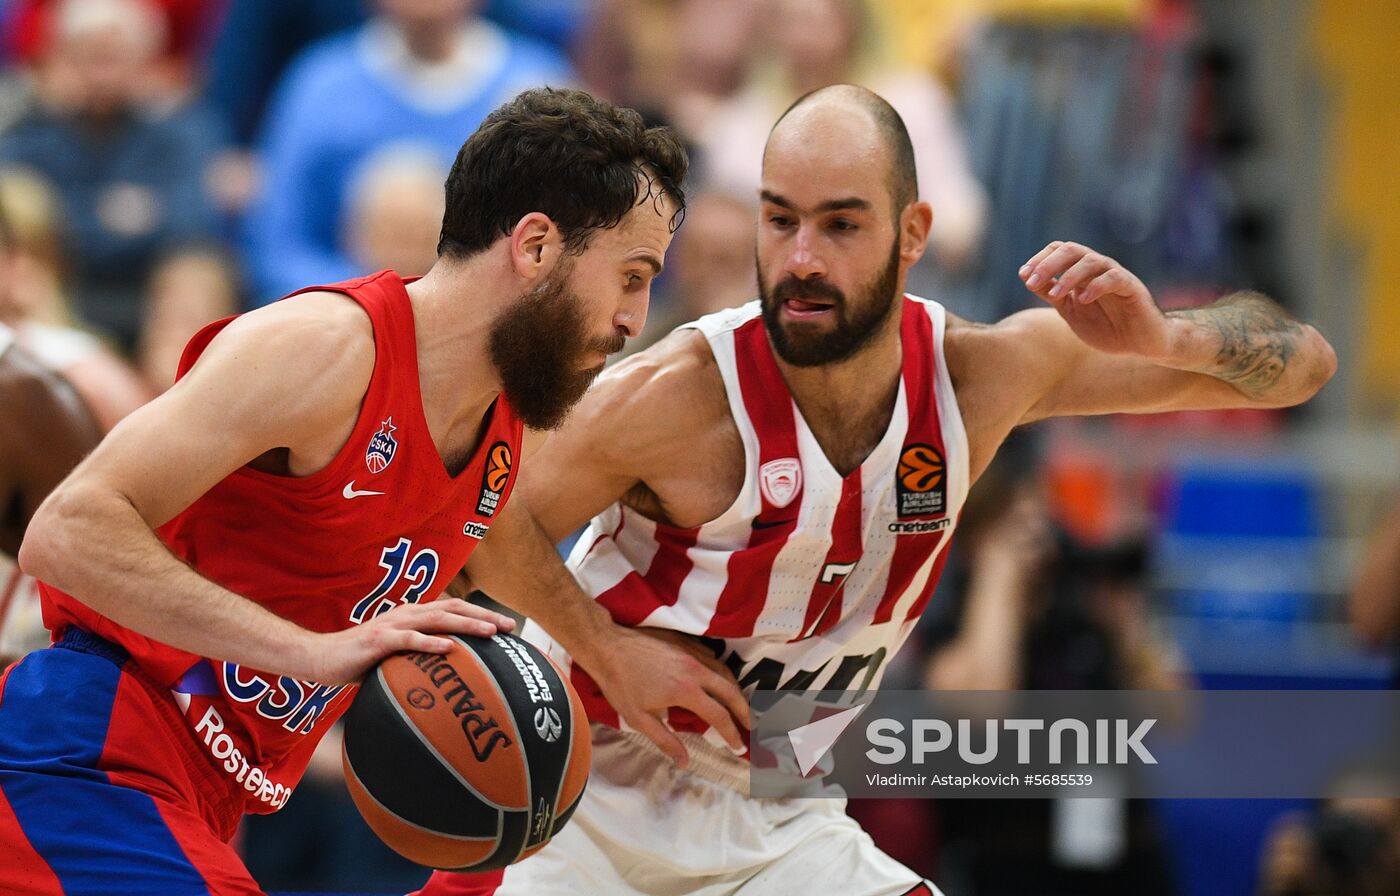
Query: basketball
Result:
<box><xmin>341</xmin><ymin>632</ymin><xmax>591</xmax><ymax>871</ymax></box>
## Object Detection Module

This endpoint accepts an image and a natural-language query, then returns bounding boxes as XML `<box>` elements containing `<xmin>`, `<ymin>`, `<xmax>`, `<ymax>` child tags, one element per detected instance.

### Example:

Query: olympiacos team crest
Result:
<box><xmin>366</xmin><ymin>418</ymin><xmax>398</xmax><ymax>474</ymax></box>
<box><xmin>759</xmin><ymin>458</ymin><xmax>802</xmax><ymax>508</ymax></box>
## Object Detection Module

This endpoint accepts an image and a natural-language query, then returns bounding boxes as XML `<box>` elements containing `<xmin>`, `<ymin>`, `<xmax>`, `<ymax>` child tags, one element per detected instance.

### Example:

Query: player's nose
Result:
<box><xmin>785</xmin><ymin>226</ymin><xmax>826</xmax><ymax>280</ymax></box>
<box><xmin>614</xmin><ymin>290</ymin><xmax>647</xmax><ymax>340</ymax></box>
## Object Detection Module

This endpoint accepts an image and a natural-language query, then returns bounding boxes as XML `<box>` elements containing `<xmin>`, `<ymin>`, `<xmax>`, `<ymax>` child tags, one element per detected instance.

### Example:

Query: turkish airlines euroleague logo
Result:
<box><xmin>896</xmin><ymin>443</ymin><xmax>946</xmax><ymax>518</ymax></box>
<box><xmin>476</xmin><ymin>442</ymin><xmax>512</xmax><ymax>517</ymax></box>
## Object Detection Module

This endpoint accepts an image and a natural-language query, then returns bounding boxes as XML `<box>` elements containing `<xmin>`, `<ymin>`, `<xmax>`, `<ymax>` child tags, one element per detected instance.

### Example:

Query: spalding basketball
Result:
<box><xmin>341</xmin><ymin>632</ymin><xmax>591</xmax><ymax>871</ymax></box>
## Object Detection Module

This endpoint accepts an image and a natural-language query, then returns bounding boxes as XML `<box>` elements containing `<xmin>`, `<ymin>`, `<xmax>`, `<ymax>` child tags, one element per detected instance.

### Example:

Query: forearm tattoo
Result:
<box><xmin>1171</xmin><ymin>292</ymin><xmax>1305</xmax><ymax>396</ymax></box>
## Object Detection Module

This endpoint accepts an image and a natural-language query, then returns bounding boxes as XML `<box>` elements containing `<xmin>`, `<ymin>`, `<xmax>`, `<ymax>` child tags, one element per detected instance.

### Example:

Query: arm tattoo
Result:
<box><xmin>1170</xmin><ymin>292</ymin><xmax>1305</xmax><ymax>396</ymax></box>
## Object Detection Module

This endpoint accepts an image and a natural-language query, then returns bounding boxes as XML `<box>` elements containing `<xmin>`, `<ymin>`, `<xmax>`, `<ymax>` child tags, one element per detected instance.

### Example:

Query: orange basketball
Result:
<box><xmin>341</xmin><ymin>632</ymin><xmax>591</xmax><ymax>871</ymax></box>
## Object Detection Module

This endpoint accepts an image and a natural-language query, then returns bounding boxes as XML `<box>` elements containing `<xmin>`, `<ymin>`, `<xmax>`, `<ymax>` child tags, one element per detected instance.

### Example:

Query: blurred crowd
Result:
<box><xmin>0</xmin><ymin>0</ymin><xmax>1395</xmax><ymax>894</ymax></box>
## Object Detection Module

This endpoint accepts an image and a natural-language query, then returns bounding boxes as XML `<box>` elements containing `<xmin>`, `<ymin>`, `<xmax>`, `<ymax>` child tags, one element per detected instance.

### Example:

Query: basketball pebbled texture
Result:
<box><xmin>342</xmin><ymin>632</ymin><xmax>591</xmax><ymax>871</ymax></box>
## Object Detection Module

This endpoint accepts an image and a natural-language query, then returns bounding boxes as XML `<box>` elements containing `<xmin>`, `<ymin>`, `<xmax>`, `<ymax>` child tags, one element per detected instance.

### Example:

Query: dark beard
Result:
<box><xmin>488</xmin><ymin>264</ymin><xmax>622</xmax><ymax>430</ymax></box>
<box><xmin>759</xmin><ymin>238</ymin><xmax>902</xmax><ymax>367</ymax></box>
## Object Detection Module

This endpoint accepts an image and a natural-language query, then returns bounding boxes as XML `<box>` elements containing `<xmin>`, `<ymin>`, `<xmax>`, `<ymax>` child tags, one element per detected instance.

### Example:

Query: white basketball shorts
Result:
<box><xmin>491</xmin><ymin>724</ymin><xmax>943</xmax><ymax>896</ymax></box>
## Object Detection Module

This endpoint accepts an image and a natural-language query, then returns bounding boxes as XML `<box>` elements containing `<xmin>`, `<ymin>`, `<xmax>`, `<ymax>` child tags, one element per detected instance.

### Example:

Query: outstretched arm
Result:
<box><xmin>1164</xmin><ymin>292</ymin><xmax>1323</xmax><ymax>403</ymax></box>
<box><xmin>976</xmin><ymin>242</ymin><xmax>1336</xmax><ymax>426</ymax></box>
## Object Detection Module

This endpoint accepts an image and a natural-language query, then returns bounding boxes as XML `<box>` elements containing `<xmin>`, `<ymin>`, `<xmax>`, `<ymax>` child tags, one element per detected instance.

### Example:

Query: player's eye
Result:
<box><xmin>768</xmin><ymin>215</ymin><xmax>794</xmax><ymax>228</ymax></box>
<box><xmin>830</xmin><ymin>219</ymin><xmax>857</xmax><ymax>232</ymax></box>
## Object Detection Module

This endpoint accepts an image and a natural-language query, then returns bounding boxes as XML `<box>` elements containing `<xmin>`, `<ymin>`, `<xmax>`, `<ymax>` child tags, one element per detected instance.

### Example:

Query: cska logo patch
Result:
<box><xmin>366</xmin><ymin>418</ymin><xmax>399</xmax><ymax>474</ymax></box>
<box><xmin>759</xmin><ymin>458</ymin><xmax>802</xmax><ymax>509</ymax></box>
<box><xmin>476</xmin><ymin>441</ymin><xmax>512</xmax><ymax>517</ymax></box>
<box><xmin>896</xmin><ymin>443</ymin><xmax>945</xmax><ymax>518</ymax></box>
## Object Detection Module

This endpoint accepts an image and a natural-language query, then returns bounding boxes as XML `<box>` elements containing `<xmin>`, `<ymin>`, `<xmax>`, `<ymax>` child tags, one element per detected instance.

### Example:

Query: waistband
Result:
<box><xmin>55</xmin><ymin>626</ymin><xmax>131</xmax><ymax>667</ymax></box>
<box><xmin>609</xmin><ymin>726</ymin><xmax>752</xmax><ymax>795</ymax></box>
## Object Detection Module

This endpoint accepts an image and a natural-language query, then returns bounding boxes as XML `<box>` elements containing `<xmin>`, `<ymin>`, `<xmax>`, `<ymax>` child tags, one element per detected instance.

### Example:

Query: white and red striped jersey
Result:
<box><xmin>531</xmin><ymin>296</ymin><xmax>968</xmax><ymax>747</ymax></box>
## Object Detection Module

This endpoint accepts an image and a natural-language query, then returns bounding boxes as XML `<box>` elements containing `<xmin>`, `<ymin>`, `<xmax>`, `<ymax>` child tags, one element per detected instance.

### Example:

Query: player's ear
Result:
<box><xmin>509</xmin><ymin>213</ymin><xmax>563</xmax><ymax>282</ymax></box>
<box><xmin>900</xmin><ymin>201</ymin><xmax>933</xmax><ymax>268</ymax></box>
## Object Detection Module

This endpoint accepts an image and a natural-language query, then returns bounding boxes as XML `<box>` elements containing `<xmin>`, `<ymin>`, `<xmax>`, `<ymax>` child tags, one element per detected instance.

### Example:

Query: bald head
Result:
<box><xmin>767</xmin><ymin>85</ymin><xmax>917</xmax><ymax>215</ymax></box>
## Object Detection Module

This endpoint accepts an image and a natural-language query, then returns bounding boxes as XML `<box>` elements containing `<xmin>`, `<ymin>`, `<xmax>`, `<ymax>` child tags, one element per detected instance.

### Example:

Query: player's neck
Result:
<box><xmin>774</xmin><ymin>314</ymin><xmax>903</xmax><ymax>475</ymax></box>
<box><xmin>404</xmin><ymin>261</ymin><xmax>505</xmax><ymax>434</ymax></box>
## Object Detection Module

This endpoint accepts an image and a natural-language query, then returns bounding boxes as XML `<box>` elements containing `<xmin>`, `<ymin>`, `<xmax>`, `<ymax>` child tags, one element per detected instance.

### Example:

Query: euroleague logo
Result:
<box><xmin>533</xmin><ymin>707</ymin><xmax>563</xmax><ymax>743</ymax></box>
<box><xmin>896</xmin><ymin>443</ymin><xmax>946</xmax><ymax>518</ymax></box>
<box><xmin>475</xmin><ymin>441</ymin><xmax>511</xmax><ymax>517</ymax></box>
<box><xmin>365</xmin><ymin>418</ymin><xmax>399</xmax><ymax>474</ymax></box>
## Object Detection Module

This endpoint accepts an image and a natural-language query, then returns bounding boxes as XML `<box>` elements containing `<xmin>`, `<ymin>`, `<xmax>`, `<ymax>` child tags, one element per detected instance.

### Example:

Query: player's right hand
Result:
<box><xmin>299</xmin><ymin>598</ymin><xmax>516</xmax><ymax>685</ymax></box>
<box><xmin>586</xmin><ymin>625</ymin><xmax>750</xmax><ymax>768</ymax></box>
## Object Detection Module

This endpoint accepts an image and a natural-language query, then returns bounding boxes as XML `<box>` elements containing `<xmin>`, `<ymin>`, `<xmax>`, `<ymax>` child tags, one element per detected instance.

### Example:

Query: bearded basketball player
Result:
<box><xmin>423</xmin><ymin>85</ymin><xmax>1337</xmax><ymax>896</ymax></box>
<box><xmin>0</xmin><ymin>88</ymin><xmax>710</xmax><ymax>895</ymax></box>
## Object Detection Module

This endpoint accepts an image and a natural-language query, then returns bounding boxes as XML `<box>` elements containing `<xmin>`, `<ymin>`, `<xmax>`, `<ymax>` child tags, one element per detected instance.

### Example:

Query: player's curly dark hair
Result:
<box><xmin>437</xmin><ymin>87</ymin><xmax>687</xmax><ymax>259</ymax></box>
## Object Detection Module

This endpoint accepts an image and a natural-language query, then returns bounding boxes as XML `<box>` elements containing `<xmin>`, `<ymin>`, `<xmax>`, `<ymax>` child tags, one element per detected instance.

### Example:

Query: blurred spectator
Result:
<box><xmin>481</xmin><ymin>0</ymin><xmax>585</xmax><ymax>53</ymax></box>
<box><xmin>0</xmin><ymin>0</ymin><xmax>226</xmax><ymax>351</ymax></box>
<box><xmin>3</xmin><ymin>0</ymin><xmax>223</xmax><ymax>94</ymax></box>
<box><xmin>0</xmin><ymin>166</ymin><xmax>70</xmax><ymax>326</ymax></box>
<box><xmin>243</xmin><ymin>0</ymin><xmax>572</xmax><ymax>301</ymax></box>
<box><xmin>0</xmin><ymin>167</ymin><xmax>150</xmax><ymax>428</ymax></box>
<box><xmin>660</xmin><ymin>0</ymin><xmax>762</xmax><ymax>137</ymax></box>
<box><xmin>1349</xmin><ymin>494</ymin><xmax>1400</xmax><ymax>687</ymax></box>
<box><xmin>344</xmin><ymin>146</ymin><xmax>445</xmax><ymax>280</ymax></box>
<box><xmin>0</xmin><ymin>324</ymin><xmax>102</xmax><ymax>666</ymax></box>
<box><xmin>921</xmin><ymin>469</ymin><xmax>1189</xmax><ymax>692</ymax></box>
<box><xmin>573</xmin><ymin>0</ymin><xmax>760</xmax><ymax>134</ymax></box>
<box><xmin>693</xmin><ymin>0</ymin><xmax>986</xmax><ymax>271</ymax></box>
<box><xmin>635</xmin><ymin>188</ymin><xmax>754</xmax><ymax>350</ymax></box>
<box><xmin>202</xmin><ymin>1</ymin><xmax>576</xmax><ymax>150</ymax></box>
<box><xmin>1257</xmin><ymin>782</ymin><xmax>1400</xmax><ymax>896</ymax></box>
<box><xmin>203</xmin><ymin>0</ymin><xmax>369</xmax><ymax>148</ymax></box>
<box><xmin>136</xmin><ymin>246</ymin><xmax>239</xmax><ymax>392</ymax></box>
<box><xmin>917</xmin><ymin>470</ymin><xmax>1185</xmax><ymax>895</ymax></box>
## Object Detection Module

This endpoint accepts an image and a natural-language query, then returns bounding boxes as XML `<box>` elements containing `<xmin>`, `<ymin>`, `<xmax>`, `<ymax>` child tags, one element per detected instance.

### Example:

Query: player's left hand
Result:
<box><xmin>301</xmin><ymin>598</ymin><xmax>516</xmax><ymax>686</ymax></box>
<box><xmin>583</xmin><ymin>625</ymin><xmax>750</xmax><ymax>768</ymax></box>
<box><xmin>1019</xmin><ymin>241</ymin><xmax>1174</xmax><ymax>360</ymax></box>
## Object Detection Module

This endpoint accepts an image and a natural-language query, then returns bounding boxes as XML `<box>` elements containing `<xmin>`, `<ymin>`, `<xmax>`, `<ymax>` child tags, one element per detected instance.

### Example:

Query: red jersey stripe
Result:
<box><xmin>595</xmin><ymin>523</ymin><xmax>701</xmax><ymax>627</ymax></box>
<box><xmin>874</xmin><ymin>298</ymin><xmax>948</xmax><ymax>624</ymax></box>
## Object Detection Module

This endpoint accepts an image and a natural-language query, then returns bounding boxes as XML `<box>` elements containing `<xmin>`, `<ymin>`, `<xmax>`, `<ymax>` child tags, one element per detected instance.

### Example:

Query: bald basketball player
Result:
<box><xmin>0</xmin><ymin>88</ymin><xmax>724</xmax><ymax>896</ymax></box>
<box><xmin>423</xmin><ymin>85</ymin><xmax>1337</xmax><ymax>896</ymax></box>
<box><xmin>0</xmin><ymin>325</ymin><xmax>101</xmax><ymax>664</ymax></box>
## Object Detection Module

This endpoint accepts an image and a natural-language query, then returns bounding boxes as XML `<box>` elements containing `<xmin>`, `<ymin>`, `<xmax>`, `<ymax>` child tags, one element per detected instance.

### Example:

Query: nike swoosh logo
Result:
<box><xmin>343</xmin><ymin>482</ymin><xmax>385</xmax><ymax>499</ymax></box>
<box><xmin>752</xmin><ymin>518</ymin><xmax>797</xmax><ymax>530</ymax></box>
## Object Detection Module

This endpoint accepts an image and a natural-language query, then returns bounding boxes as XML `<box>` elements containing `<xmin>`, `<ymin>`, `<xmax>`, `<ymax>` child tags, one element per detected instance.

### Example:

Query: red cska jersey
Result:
<box><xmin>39</xmin><ymin>271</ymin><xmax>524</xmax><ymax>826</ymax></box>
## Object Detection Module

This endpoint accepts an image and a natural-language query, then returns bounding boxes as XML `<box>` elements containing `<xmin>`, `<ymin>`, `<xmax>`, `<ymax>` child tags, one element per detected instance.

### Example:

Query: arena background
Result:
<box><xmin>0</xmin><ymin>1</ymin><xmax>1395</xmax><ymax>894</ymax></box>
